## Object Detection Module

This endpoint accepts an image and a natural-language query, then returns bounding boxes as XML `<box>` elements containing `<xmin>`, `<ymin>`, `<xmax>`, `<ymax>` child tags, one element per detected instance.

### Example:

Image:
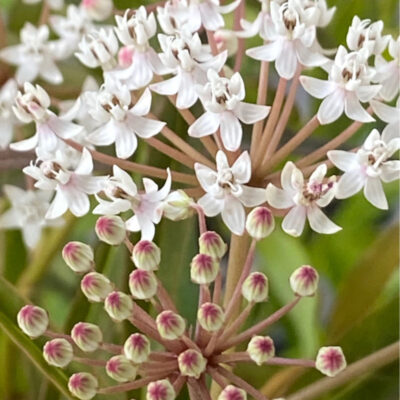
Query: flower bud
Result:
<box><xmin>214</xmin><ymin>30</ymin><xmax>238</xmax><ymax>56</ymax></box>
<box><xmin>62</xmin><ymin>241</ymin><xmax>94</xmax><ymax>273</ymax></box>
<box><xmin>197</xmin><ymin>302</ymin><xmax>225</xmax><ymax>332</ymax></box>
<box><xmin>95</xmin><ymin>215</ymin><xmax>126</xmax><ymax>245</ymax></box>
<box><xmin>129</xmin><ymin>269</ymin><xmax>158</xmax><ymax>300</ymax></box>
<box><xmin>190</xmin><ymin>253</ymin><xmax>219</xmax><ymax>284</ymax></box>
<box><xmin>246</xmin><ymin>207</ymin><xmax>275</xmax><ymax>240</ymax></box>
<box><xmin>218</xmin><ymin>385</ymin><xmax>247</xmax><ymax>400</ymax></box>
<box><xmin>163</xmin><ymin>190</ymin><xmax>195</xmax><ymax>221</ymax></box>
<box><xmin>123</xmin><ymin>333</ymin><xmax>151</xmax><ymax>364</ymax></box>
<box><xmin>71</xmin><ymin>322</ymin><xmax>103</xmax><ymax>352</ymax></box>
<box><xmin>17</xmin><ymin>305</ymin><xmax>49</xmax><ymax>338</ymax></box>
<box><xmin>177</xmin><ymin>349</ymin><xmax>207</xmax><ymax>379</ymax></box>
<box><xmin>315</xmin><ymin>346</ymin><xmax>347</xmax><ymax>377</ymax></box>
<box><xmin>132</xmin><ymin>240</ymin><xmax>161</xmax><ymax>271</ymax></box>
<box><xmin>198</xmin><ymin>231</ymin><xmax>227</xmax><ymax>259</ymax></box>
<box><xmin>81</xmin><ymin>272</ymin><xmax>113</xmax><ymax>302</ymax></box>
<box><xmin>247</xmin><ymin>336</ymin><xmax>275</xmax><ymax>366</ymax></box>
<box><xmin>289</xmin><ymin>265</ymin><xmax>319</xmax><ymax>297</ymax></box>
<box><xmin>80</xmin><ymin>0</ymin><xmax>113</xmax><ymax>21</ymax></box>
<box><xmin>43</xmin><ymin>338</ymin><xmax>73</xmax><ymax>368</ymax></box>
<box><xmin>68</xmin><ymin>372</ymin><xmax>98</xmax><ymax>400</ymax></box>
<box><xmin>156</xmin><ymin>310</ymin><xmax>186</xmax><ymax>340</ymax></box>
<box><xmin>118</xmin><ymin>45</ymin><xmax>134</xmax><ymax>68</ymax></box>
<box><xmin>106</xmin><ymin>355</ymin><xmax>137</xmax><ymax>382</ymax></box>
<box><xmin>242</xmin><ymin>272</ymin><xmax>269</xmax><ymax>303</ymax></box>
<box><xmin>104</xmin><ymin>291</ymin><xmax>134</xmax><ymax>321</ymax></box>
<box><xmin>146</xmin><ymin>379</ymin><xmax>176</xmax><ymax>400</ymax></box>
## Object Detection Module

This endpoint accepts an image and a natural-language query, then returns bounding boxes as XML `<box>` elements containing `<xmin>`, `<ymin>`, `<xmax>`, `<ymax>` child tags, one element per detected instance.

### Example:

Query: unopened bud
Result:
<box><xmin>218</xmin><ymin>385</ymin><xmax>247</xmax><ymax>400</ymax></box>
<box><xmin>242</xmin><ymin>272</ymin><xmax>269</xmax><ymax>303</ymax></box>
<box><xmin>81</xmin><ymin>272</ymin><xmax>113</xmax><ymax>302</ymax></box>
<box><xmin>43</xmin><ymin>338</ymin><xmax>73</xmax><ymax>368</ymax></box>
<box><xmin>190</xmin><ymin>253</ymin><xmax>219</xmax><ymax>284</ymax></box>
<box><xmin>315</xmin><ymin>346</ymin><xmax>346</xmax><ymax>377</ymax></box>
<box><xmin>246</xmin><ymin>207</ymin><xmax>275</xmax><ymax>240</ymax></box>
<box><xmin>247</xmin><ymin>336</ymin><xmax>275</xmax><ymax>366</ymax></box>
<box><xmin>80</xmin><ymin>0</ymin><xmax>113</xmax><ymax>21</ymax></box>
<box><xmin>214</xmin><ymin>30</ymin><xmax>238</xmax><ymax>56</ymax></box>
<box><xmin>163</xmin><ymin>190</ymin><xmax>195</xmax><ymax>221</ymax></box>
<box><xmin>199</xmin><ymin>231</ymin><xmax>227</xmax><ymax>259</ymax></box>
<box><xmin>106</xmin><ymin>355</ymin><xmax>137</xmax><ymax>382</ymax></box>
<box><xmin>68</xmin><ymin>372</ymin><xmax>98</xmax><ymax>400</ymax></box>
<box><xmin>156</xmin><ymin>310</ymin><xmax>185</xmax><ymax>340</ymax></box>
<box><xmin>95</xmin><ymin>215</ymin><xmax>126</xmax><ymax>245</ymax></box>
<box><xmin>62</xmin><ymin>241</ymin><xmax>94</xmax><ymax>273</ymax></box>
<box><xmin>71</xmin><ymin>322</ymin><xmax>102</xmax><ymax>352</ymax></box>
<box><xmin>129</xmin><ymin>269</ymin><xmax>158</xmax><ymax>300</ymax></box>
<box><xmin>123</xmin><ymin>333</ymin><xmax>151</xmax><ymax>364</ymax></box>
<box><xmin>178</xmin><ymin>349</ymin><xmax>207</xmax><ymax>379</ymax></box>
<box><xmin>132</xmin><ymin>240</ymin><xmax>161</xmax><ymax>271</ymax></box>
<box><xmin>290</xmin><ymin>265</ymin><xmax>319</xmax><ymax>297</ymax></box>
<box><xmin>104</xmin><ymin>291</ymin><xmax>134</xmax><ymax>321</ymax></box>
<box><xmin>197</xmin><ymin>302</ymin><xmax>225</xmax><ymax>332</ymax></box>
<box><xmin>17</xmin><ymin>305</ymin><xmax>49</xmax><ymax>338</ymax></box>
<box><xmin>146</xmin><ymin>379</ymin><xmax>176</xmax><ymax>400</ymax></box>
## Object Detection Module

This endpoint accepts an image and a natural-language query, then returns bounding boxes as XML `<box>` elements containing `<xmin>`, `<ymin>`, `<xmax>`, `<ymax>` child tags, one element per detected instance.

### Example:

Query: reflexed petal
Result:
<box><xmin>113</xmin><ymin>165</ymin><xmax>137</xmax><ymax>196</ymax></box>
<box><xmin>336</xmin><ymin>169</ymin><xmax>365</xmax><ymax>198</ymax></box>
<box><xmin>356</xmin><ymin>85</ymin><xmax>382</xmax><ymax>102</ymax></box>
<box><xmin>88</xmin><ymin>120</ymin><xmax>117</xmax><ymax>146</ymax></box>
<box><xmin>327</xmin><ymin>150</ymin><xmax>358</xmax><ymax>172</ymax></box>
<box><xmin>318</xmin><ymin>89</ymin><xmax>345</xmax><ymax>124</ymax></box>
<box><xmin>309</xmin><ymin>164</ymin><xmax>327</xmax><ymax>183</ymax></box>
<box><xmin>363</xmin><ymin>177</ymin><xmax>388</xmax><ymax>209</ymax></box>
<box><xmin>0</xmin><ymin>120</ymin><xmax>13</xmax><ymax>148</ymax></box>
<box><xmin>125</xmin><ymin>215</ymin><xmax>140</xmax><ymax>231</ymax></box>
<box><xmin>216</xmin><ymin>150</ymin><xmax>230</xmax><ymax>171</ymax></box>
<box><xmin>143</xmin><ymin>178</ymin><xmax>158</xmax><ymax>194</ymax></box>
<box><xmin>75</xmin><ymin>148</ymin><xmax>93</xmax><ymax>175</ymax></box>
<box><xmin>239</xmin><ymin>185</ymin><xmax>267</xmax><ymax>207</ymax></box>
<box><xmin>234</xmin><ymin>102</ymin><xmax>270</xmax><ymax>124</ymax></box>
<box><xmin>0</xmin><ymin>208</ymin><xmax>19</xmax><ymax>228</ymax></box>
<box><xmin>131</xmin><ymin>88</ymin><xmax>152</xmax><ymax>116</ymax></box>
<box><xmin>370</xmin><ymin>100</ymin><xmax>398</xmax><ymax>124</ymax></box>
<box><xmin>16</xmin><ymin>63</ymin><xmax>39</xmax><ymax>84</ymax></box>
<box><xmin>22</xmin><ymin>224</ymin><xmax>42</xmax><ymax>248</ymax></box>
<box><xmin>194</xmin><ymin>163</ymin><xmax>217</xmax><ymax>192</ymax></box>
<box><xmin>276</xmin><ymin>40</ymin><xmax>297</xmax><ymax>79</ymax></box>
<box><xmin>380</xmin><ymin>161</ymin><xmax>400</xmax><ymax>182</ymax></box>
<box><xmin>221</xmin><ymin>196</ymin><xmax>245</xmax><ymax>235</ymax></box>
<box><xmin>199</xmin><ymin>2</ymin><xmax>224</xmax><ymax>31</ymax></box>
<box><xmin>266</xmin><ymin>183</ymin><xmax>294</xmax><ymax>209</ymax></box>
<box><xmin>47</xmin><ymin>115</ymin><xmax>83</xmax><ymax>138</ymax></box>
<box><xmin>66</xmin><ymin>190</ymin><xmax>90</xmax><ymax>217</ymax></box>
<box><xmin>218</xmin><ymin>0</ymin><xmax>241</xmax><ymax>13</ymax></box>
<box><xmin>188</xmin><ymin>112</ymin><xmax>220</xmax><ymax>138</ymax></box>
<box><xmin>115</xmin><ymin>128</ymin><xmax>138</xmax><ymax>159</ymax></box>
<box><xmin>246</xmin><ymin>40</ymin><xmax>282</xmax><ymax>62</ymax></box>
<box><xmin>219</xmin><ymin>111</ymin><xmax>242</xmax><ymax>151</ymax></box>
<box><xmin>46</xmin><ymin>190</ymin><xmax>69</xmax><ymax>219</ymax></box>
<box><xmin>296</xmin><ymin>42</ymin><xmax>327</xmax><ymax>68</ymax></box>
<box><xmin>150</xmin><ymin>75</ymin><xmax>180</xmax><ymax>96</ymax></box>
<box><xmin>40</xmin><ymin>59</ymin><xmax>63</xmax><ymax>85</ymax></box>
<box><xmin>344</xmin><ymin>93</ymin><xmax>375</xmax><ymax>123</ymax></box>
<box><xmin>10</xmin><ymin>134</ymin><xmax>38</xmax><ymax>152</ymax></box>
<box><xmin>281</xmin><ymin>161</ymin><xmax>296</xmax><ymax>191</ymax></box>
<box><xmin>300</xmin><ymin>76</ymin><xmax>335</xmax><ymax>99</ymax></box>
<box><xmin>282</xmin><ymin>206</ymin><xmax>307</xmax><ymax>237</ymax></box>
<box><xmin>176</xmin><ymin>72</ymin><xmax>198</xmax><ymax>109</ymax></box>
<box><xmin>307</xmin><ymin>206</ymin><xmax>341</xmax><ymax>234</ymax></box>
<box><xmin>231</xmin><ymin>151</ymin><xmax>251</xmax><ymax>184</ymax></box>
<box><xmin>37</xmin><ymin>124</ymin><xmax>59</xmax><ymax>152</ymax></box>
<box><xmin>127</xmin><ymin>114</ymin><xmax>165</xmax><ymax>139</ymax></box>
<box><xmin>382</xmin><ymin>123</ymin><xmax>400</xmax><ymax>144</ymax></box>
<box><xmin>198</xmin><ymin>193</ymin><xmax>224</xmax><ymax>217</ymax></box>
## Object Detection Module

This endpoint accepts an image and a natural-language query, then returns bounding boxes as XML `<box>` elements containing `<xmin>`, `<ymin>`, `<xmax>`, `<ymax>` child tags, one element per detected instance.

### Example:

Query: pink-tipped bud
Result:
<box><xmin>123</xmin><ymin>333</ymin><xmax>151</xmax><ymax>364</ymax></box>
<box><xmin>43</xmin><ymin>338</ymin><xmax>73</xmax><ymax>368</ymax></box>
<box><xmin>62</xmin><ymin>241</ymin><xmax>94</xmax><ymax>273</ymax></box>
<box><xmin>68</xmin><ymin>372</ymin><xmax>98</xmax><ymax>400</ymax></box>
<box><xmin>71</xmin><ymin>322</ymin><xmax>103</xmax><ymax>352</ymax></box>
<box><xmin>81</xmin><ymin>272</ymin><xmax>113</xmax><ymax>302</ymax></box>
<box><xmin>190</xmin><ymin>253</ymin><xmax>219</xmax><ymax>284</ymax></box>
<box><xmin>156</xmin><ymin>310</ymin><xmax>186</xmax><ymax>340</ymax></box>
<box><xmin>246</xmin><ymin>207</ymin><xmax>275</xmax><ymax>240</ymax></box>
<box><xmin>104</xmin><ymin>291</ymin><xmax>134</xmax><ymax>321</ymax></box>
<box><xmin>242</xmin><ymin>272</ymin><xmax>269</xmax><ymax>303</ymax></box>
<box><xmin>247</xmin><ymin>336</ymin><xmax>275</xmax><ymax>366</ymax></box>
<box><xmin>106</xmin><ymin>355</ymin><xmax>137</xmax><ymax>382</ymax></box>
<box><xmin>129</xmin><ymin>269</ymin><xmax>158</xmax><ymax>300</ymax></box>
<box><xmin>177</xmin><ymin>349</ymin><xmax>207</xmax><ymax>379</ymax></box>
<box><xmin>146</xmin><ymin>379</ymin><xmax>176</xmax><ymax>400</ymax></box>
<box><xmin>95</xmin><ymin>215</ymin><xmax>126</xmax><ymax>245</ymax></box>
<box><xmin>290</xmin><ymin>265</ymin><xmax>319</xmax><ymax>297</ymax></box>
<box><xmin>163</xmin><ymin>190</ymin><xmax>195</xmax><ymax>221</ymax></box>
<box><xmin>315</xmin><ymin>346</ymin><xmax>346</xmax><ymax>377</ymax></box>
<box><xmin>118</xmin><ymin>46</ymin><xmax>134</xmax><ymax>68</ymax></box>
<box><xmin>132</xmin><ymin>240</ymin><xmax>161</xmax><ymax>271</ymax></box>
<box><xmin>17</xmin><ymin>305</ymin><xmax>49</xmax><ymax>338</ymax></box>
<box><xmin>197</xmin><ymin>302</ymin><xmax>225</xmax><ymax>332</ymax></box>
<box><xmin>218</xmin><ymin>385</ymin><xmax>247</xmax><ymax>400</ymax></box>
<box><xmin>80</xmin><ymin>0</ymin><xmax>113</xmax><ymax>21</ymax></box>
<box><xmin>199</xmin><ymin>231</ymin><xmax>227</xmax><ymax>259</ymax></box>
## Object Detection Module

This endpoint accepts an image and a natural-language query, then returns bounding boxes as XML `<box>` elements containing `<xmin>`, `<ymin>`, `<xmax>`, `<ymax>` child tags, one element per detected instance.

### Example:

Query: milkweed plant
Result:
<box><xmin>0</xmin><ymin>0</ymin><xmax>398</xmax><ymax>399</ymax></box>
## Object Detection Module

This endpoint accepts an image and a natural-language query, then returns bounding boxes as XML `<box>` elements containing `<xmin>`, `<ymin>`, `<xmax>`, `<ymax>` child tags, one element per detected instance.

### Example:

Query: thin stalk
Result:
<box><xmin>73</xmin><ymin>357</ymin><xmax>107</xmax><ymax>367</ymax></box>
<box><xmin>212</xmin><ymin>271</ymin><xmax>222</xmax><ymax>304</ymax></box>
<box><xmin>188</xmin><ymin>378</ymin><xmax>212</xmax><ymax>400</ymax></box>
<box><xmin>149</xmin><ymin>351</ymin><xmax>177</xmax><ymax>361</ymax></box>
<box><xmin>156</xmin><ymin>279</ymin><xmax>178</xmax><ymax>313</ymax></box>
<box><xmin>233</xmin><ymin>0</ymin><xmax>246</xmax><ymax>72</ymax></box>
<box><xmin>173</xmin><ymin>375</ymin><xmax>187</xmax><ymax>393</ymax></box>
<box><xmin>206</xmin><ymin>29</ymin><xmax>219</xmax><ymax>56</ymax></box>
<box><xmin>207</xmin><ymin>367</ymin><xmax>228</xmax><ymax>388</ymax></box>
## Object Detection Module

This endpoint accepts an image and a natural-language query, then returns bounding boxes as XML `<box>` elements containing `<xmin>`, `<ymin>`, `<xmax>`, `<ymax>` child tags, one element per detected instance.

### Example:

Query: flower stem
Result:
<box><xmin>233</xmin><ymin>0</ymin><xmax>246</xmax><ymax>72</ymax></box>
<box><xmin>73</xmin><ymin>357</ymin><xmax>107</xmax><ymax>367</ymax></box>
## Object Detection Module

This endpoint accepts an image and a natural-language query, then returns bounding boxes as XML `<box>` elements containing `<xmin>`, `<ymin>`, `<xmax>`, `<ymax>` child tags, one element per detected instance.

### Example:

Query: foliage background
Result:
<box><xmin>0</xmin><ymin>0</ymin><xmax>398</xmax><ymax>399</ymax></box>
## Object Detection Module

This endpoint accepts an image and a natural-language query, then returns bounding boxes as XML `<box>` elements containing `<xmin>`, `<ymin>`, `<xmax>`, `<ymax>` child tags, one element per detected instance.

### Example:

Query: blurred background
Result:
<box><xmin>0</xmin><ymin>0</ymin><xmax>399</xmax><ymax>399</ymax></box>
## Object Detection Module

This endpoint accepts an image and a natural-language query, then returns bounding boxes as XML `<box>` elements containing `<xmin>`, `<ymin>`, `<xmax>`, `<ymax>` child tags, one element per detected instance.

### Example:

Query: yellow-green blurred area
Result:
<box><xmin>0</xmin><ymin>0</ymin><xmax>399</xmax><ymax>399</ymax></box>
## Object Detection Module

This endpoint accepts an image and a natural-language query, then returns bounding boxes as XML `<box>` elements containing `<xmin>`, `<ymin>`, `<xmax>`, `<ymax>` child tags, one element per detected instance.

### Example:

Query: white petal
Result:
<box><xmin>327</xmin><ymin>150</ymin><xmax>358</xmax><ymax>172</ymax></box>
<box><xmin>115</xmin><ymin>128</ymin><xmax>138</xmax><ymax>159</ymax></box>
<box><xmin>150</xmin><ymin>75</ymin><xmax>180</xmax><ymax>96</ymax></box>
<box><xmin>22</xmin><ymin>224</ymin><xmax>42</xmax><ymax>249</ymax></box>
<box><xmin>219</xmin><ymin>111</ymin><xmax>242</xmax><ymax>152</ymax></box>
<box><xmin>66</xmin><ymin>189</ymin><xmax>90</xmax><ymax>216</ymax></box>
<box><xmin>344</xmin><ymin>93</ymin><xmax>375</xmax><ymax>123</ymax></box>
<box><xmin>188</xmin><ymin>112</ymin><xmax>220</xmax><ymax>138</ymax></box>
<box><xmin>127</xmin><ymin>114</ymin><xmax>165</xmax><ymax>139</ymax></box>
<box><xmin>246</xmin><ymin>40</ymin><xmax>282</xmax><ymax>62</ymax></box>
<box><xmin>113</xmin><ymin>165</ymin><xmax>137</xmax><ymax>196</ymax></box>
<box><xmin>75</xmin><ymin>148</ymin><xmax>93</xmax><ymax>175</ymax></box>
<box><xmin>281</xmin><ymin>161</ymin><xmax>296</xmax><ymax>191</ymax></box>
<box><xmin>336</xmin><ymin>169</ymin><xmax>366</xmax><ymax>199</ymax></box>
<box><xmin>307</xmin><ymin>206</ymin><xmax>341</xmax><ymax>234</ymax></box>
<box><xmin>143</xmin><ymin>178</ymin><xmax>158</xmax><ymax>194</ymax></box>
<box><xmin>198</xmin><ymin>193</ymin><xmax>224</xmax><ymax>217</ymax></box>
<box><xmin>10</xmin><ymin>134</ymin><xmax>38</xmax><ymax>152</ymax></box>
<box><xmin>295</xmin><ymin>42</ymin><xmax>327</xmax><ymax>68</ymax></box>
<box><xmin>46</xmin><ymin>190</ymin><xmax>69</xmax><ymax>219</ymax></box>
<box><xmin>216</xmin><ymin>150</ymin><xmax>230</xmax><ymax>171</ymax></box>
<box><xmin>363</xmin><ymin>177</ymin><xmax>388</xmax><ymax>209</ymax></box>
<box><xmin>47</xmin><ymin>115</ymin><xmax>83</xmax><ymax>139</ymax></box>
<box><xmin>194</xmin><ymin>163</ymin><xmax>217</xmax><ymax>192</ymax></box>
<box><xmin>125</xmin><ymin>215</ymin><xmax>140</xmax><ymax>232</ymax></box>
<box><xmin>276</xmin><ymin>40</ymin><xmax>297</xmax><ymax>80</ymax></box>
<box><xmin>318</xmin><ymin>89</ymin><xmax>345</xmax><ymax>124</ymax></box>
<box><xmin>380</xmin><ymin>161</ymin><xmax>400</xmax><ymax>183</ymax></box>
<box><xmin>370</xmin><ymin>100</ymin><xmax>398</xmax><ymax>124</ymax></box>
<box><xmin>138</xmin><ymin>217</ymin><xmax>156</xmax><ymax>241</ymax></box>
<box><xmin>176</xmin><ymin>72</ymin><xmax>198</xmax><ymax>109</ymax></box>
<box><xmin>266</xmin><ymin>183</ymin><xmax>294</xmax><ymax>209</ymax></box>
<box><xmin>131</xmin><ymin>88</ymin><xmax>152</xmax><ymax>116</ymax></box>
<box><xmin>218</xmin><ymin>0</ymin><xmax>241</xmax><ymax>13</ymax></box>
<box><xmin>309</xmin><ymin>164</ymin><xmax>327</xmax><ymax>183</ymax></box>
<box><xmin>234</xmin><ymin>102</ymin><xmax>270</xmax><ymax>124</ymax></box>
<box><xmin>88</xmin><ymin>120</ymin><xmax>118</xmax><ymax>146</ymax></box>
<box><xmin>221</xmin><ymin>196</ymin><xmax>245</xmax><ymax>235</ymax></box>
<box><xmin>300</xmin><ymin>76</ymin><xmax>335</xmax><ymax>99</ymax></box>
<box><xmin>199</xmin><ymin>3</ymin><xmax>224</xmax><ymax>31</ymax></box>
<box><xmin>39</xmin><ymin>59</ymin><xmax>63</xmax><ymax>85</ymax></box>
<box><xmin>231</xmin><ymin>151</ymin><xmax>251</xmax><ymax>184</ymax></box>
<box><xmin>238</xmin><ymin>185</ymin><xmax>267</xmax><ymax>207</ymax></box>
<box><xmin>282</xmin><ymin>206</ymin><xmax>307</xmax><ymax>237</ymax></box>
<box><xmin>0</xmin><ymin>209</ymin><xmax>19</xmax><ymax>228</ymax></box>
<box><xmin>356</xmin><ymin>85</ymin><xmax>382</xmax><ymax>102</ymax></box>
<box><xmin>37</xmin><ymin>123</ymin><xmax>59</xmax><ymax>152</ymax></box>
<box><xmin>0</xmin><ymin>120</ymin><xmax>13</xmax><ymax>148</ymax></box>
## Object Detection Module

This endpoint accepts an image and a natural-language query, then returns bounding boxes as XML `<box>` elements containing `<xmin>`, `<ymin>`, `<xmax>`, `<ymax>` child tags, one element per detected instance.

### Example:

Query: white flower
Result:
<box><xmin>195</xmin><ymin>151</ymin><xmax>267</xmax><ymax>235</ymax></box>
<box><xmin>371</xmin><ymin>97</ymin><xmax>400</xmax><ymax>142</ymax></box>
<box><xmin>246</xmin><ymin>0</ymin><xmax>327</xmax><ymax>79</ymax></box>
<box><xmin>328</xmin><ymin>129</ymin><xmax>400</xmax><ymax>210</ymax></box>
<box><xmin>23</xmin><ymin>148</ymin><xmax>106</xmax><ymax>219</ymax></box>
<box><xmin>300</xmin><ymin>46</ymin><xmax>380</xmax><ymax>124</ymax></box>
<box><xmin>10</xmin><ymin>83</ymin><xmax>83</xmax><ymax>158</ymax></box>
<box><xmin>266</xmin><ymin>162</ymin><xmax>341</xmax><ymax>236</ymax></box>
<box><xmin>75</xmin><ymin>28</ymin><xmax>119</xmax><ymax>71</ymax></box>
<box><xmin>373</xmin><ymin>36</ymin><xmax>400</xmax><ymax>101</ymax></box>
<box><xmin>0</xmin><ymin>79</ymin><xmax>19</xmax><ymax>149</ymax></box>
<box><xmin>188</xmin><ymin>70</ymin><xmax>270</xmax><ymax>151</ymax></box>
<box><xmin>157</xmin><ymin>0</ymin><xmax>194</xmax><ymax>35</ymax></box>
<box><xmin>0</xmin><ymin>23</ymin><xmax>67</xmax><ymax>84</ymax></box>
<box><xmin>296</xmin><ymin>0</ymin><xmax>336</xmax><ymax>28</ymax></box>
<box><xmin>150</xmin><ymin>32</ymin><xmax>227</xmax><ymax>109</ymax></box>
<box><xmin>23</xmin><ymin>0</ymin><xmax>63</xmax><ymax>11</ymax></box>
<box><xmin>80</xmin><ymin>0</ymin><xmax>113</xmax><ymax>21</ymax></box>
<box><xmin>0</xmin><ymin>185</ymin><xmax>62</xmax><ymax>248</ymax></box>
<box><xmin>108</xmin><ymin>8</ymin><xmax>167</xmax><ymax>90</ymax></box>
<box><xmin>94</xmin><ymin>166</ymin><xmax>171</xmax><ymax>240</ymax></box>
<box><xmin>87</xmin><ymin>82</ymin><xmax>165</xmax><ymax>159</ymax></box>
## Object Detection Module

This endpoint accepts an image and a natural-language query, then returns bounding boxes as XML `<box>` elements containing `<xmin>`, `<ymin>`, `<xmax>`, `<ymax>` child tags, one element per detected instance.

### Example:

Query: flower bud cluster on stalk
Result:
<box><xmin>0</xmin><ymin>0</ymin><xmax>397</xmax><ymax>398</ymax></box>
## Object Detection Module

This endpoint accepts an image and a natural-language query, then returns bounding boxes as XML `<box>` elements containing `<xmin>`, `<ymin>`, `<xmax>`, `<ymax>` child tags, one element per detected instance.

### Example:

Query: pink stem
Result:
<box><xmin>233</xmin><ymin>0</ymin><xmax>246</xmax><ymax>72</ymax></box>
<box><xmin>73</xmin><ymin>357</ymin><xmax>107</xmax><ymax>367</ymax></box>
<box><xmin>207</xmin><ymin>366</ymin><xmax>228</xmax><ymax>388</ymax></box>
